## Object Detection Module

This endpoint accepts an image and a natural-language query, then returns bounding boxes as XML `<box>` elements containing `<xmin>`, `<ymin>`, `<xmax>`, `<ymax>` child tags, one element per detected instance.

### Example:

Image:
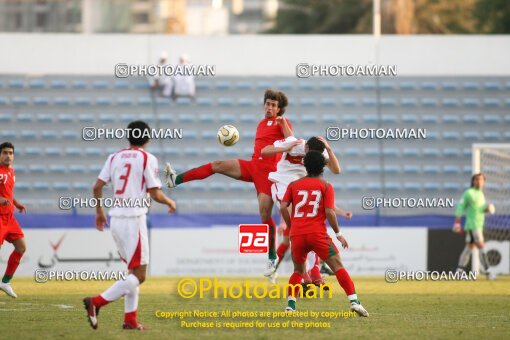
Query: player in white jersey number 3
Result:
<box><xmin>83</xmin><ymin>121</ymin><xmax>176</xmax><ymax>331</ymax></box>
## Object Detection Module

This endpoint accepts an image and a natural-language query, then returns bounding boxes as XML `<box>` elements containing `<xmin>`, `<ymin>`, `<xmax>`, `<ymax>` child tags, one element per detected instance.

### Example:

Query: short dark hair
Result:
<box><xmin>264</xmin><ymin>89</ymin><xmax>288</xmax><ymax>116</ymax></box>
<box><xmin>0</xmin><ymin>142</ymin><xmax>14</xmax><ymax>154</ymax></box>
<box><xmin>304</xmin><ymin>150</ymin><xmax>326</xmax><ymax>177</ymax></box>
<box><xmin>127</xmin><ymin>120</ymin><xmax>150</xmax><ymax>146</ymax></box>
<box><xmin>306</xmin><ymin>137</ymin><xmax>325</xmax><ymax>153</ymax></box>
<box><xmin>471</xmin><ymin>173</ymin><xmax>485</xmax><ymax>187</ymax></box>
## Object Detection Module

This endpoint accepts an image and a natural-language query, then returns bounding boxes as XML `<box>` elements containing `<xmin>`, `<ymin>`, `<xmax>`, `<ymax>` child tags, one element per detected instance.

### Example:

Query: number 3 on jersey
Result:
<box><xmin>115</xmin><ymin>163</ymin><xmax>132</xmax><ymax>195</ymax></box>
<box><xmin>294</xmin><ymin>190</ymin><xmax>322</xmax><ymax>218</ymax></box>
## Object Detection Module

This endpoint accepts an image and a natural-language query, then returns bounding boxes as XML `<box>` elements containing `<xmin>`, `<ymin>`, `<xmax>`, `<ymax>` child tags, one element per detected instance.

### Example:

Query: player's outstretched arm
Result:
<box><xmin>261</xmin><ymin>140</ymin><xmax>301</xmax><ymax>156</ymax></box>
<box><xmin>276</xmin><ymin>116</ymin><xmax>293</xmax><ymax>138</ymax></box>
<box><xmin>453</xmin><ymin>190</ymin><xmax>469</xmax><ymax>232</ymax></box>
<box><xmin>334</xmin><ymin>206</ymin><xmax>352</xmax><ymax>219</ymax></box>
<box><xmin>317</xmin><ymin>136</ymin><xmax>341</xmax><ymax>174</ymax></box>
<box><xmin>280</xmin><ymin>201</ymin><xmax>292</xmax><ymax>230</ymax></box>
<box><xmin>12</xmin><ymin>198</ymin><xmax>26</xmax><ymax>213</ymax></box>
<box><xmin>326</xmin><ymin>207</ymin><xmax>348</xmax><ymax>249</ymax></box>
<box><xmin>148</xmin><ymin>187</ymin><xmax>176</xmax><ymax>213</ymax></box>
<box><xmin>93</xmin><ymin>179</ymin><xmax>108</xmax><ymax>231</ymax></box>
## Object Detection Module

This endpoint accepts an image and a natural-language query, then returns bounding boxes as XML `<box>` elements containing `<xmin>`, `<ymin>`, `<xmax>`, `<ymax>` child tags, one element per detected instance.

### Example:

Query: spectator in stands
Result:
<box><xmin>172</xmin><ymin>54</ymin><xmax>196</xmax><ymax>101</ymax></box>
<box><xmin>149</xmin><ymin>51</ymin><xmax>172</xmax><ymax>97</ymax></box>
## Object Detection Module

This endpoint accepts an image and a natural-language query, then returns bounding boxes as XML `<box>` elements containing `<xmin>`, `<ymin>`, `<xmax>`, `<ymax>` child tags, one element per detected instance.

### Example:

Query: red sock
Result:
<box><xmin>335</xmin><ymin>268</ymin><xmax>356</xmax><ymax>296</ymax></box>
<box><xmin>180</xmin><ymin>163</ymin><xmax>214</xmax><ymax>184</ymax></box>
<box><xmin>4</xmin><ymin>250</ymin><xmax>23</xmax><ymax>280</ymax></box>
<box><xmin>264</xmin><ymin>218</ymin><xmax>276</xmax><ymax>259</ymax></box>
<box><xmin>276</xmin><ymin>243</ymin><xmax>289</xmax><ymax>262</ymax></box>
<box><xmin>287</xmin><ymin>272</ymin><xmax>302</xmax><ymax>297</ymax></box>
<box><xmin>124</xmin><ymin>310</ymin><xmax>138</xmax><ymax>326</ymax></box>
<box><xmin>92</xmin><ymin>295</ymin><xmax>109</xmax><ymax>308</ymax></box>
<box><xmin>310</xmin><ymin>254</ymin><xmax>321</xmax><ymax>281</ymax></box>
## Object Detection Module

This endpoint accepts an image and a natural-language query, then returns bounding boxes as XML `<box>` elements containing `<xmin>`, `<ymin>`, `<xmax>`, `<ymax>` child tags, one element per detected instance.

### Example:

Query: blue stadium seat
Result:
<box><xmin>301</xmin><ymin>115</ymin><xmax>316</xmax><ymax>124</ymax></box>
<box><xmin>53</xmin><ymin>182</ymin><xmax>71</xmax><ymax>191</ymax></box>
<box><xmin>463</xmin><ymin>115</ymin><xmax>480</xmax><ymax>124</ymax></box>
<box><xmin>463</xmin><ymin>165</ymin><xmax>471</xmax><ymax>174</ymax></box>
<box><xmin>218</xmin><ymin>98</ymin><xmax>234</xmax><ymax>106</ymax></box>
<box><xmin>219</xmin><ymin>114</ymin><xmax>236</xmax><ymax>123</ymax></box>
<box><xmin>298</xmin><ymin>82</ymin><xmax>315</xmax><ymax>90</ymax></box>
<box><xmin>85</xmin><ymin>148</ymin><xmax>103</xmax><ymax>156</ymax></box>
<box><xmin>224</xmin><ymin>148</ymin><xmax>242</xmax><ymax>157</ymax></box>
<box><xmin>320</xmin><ymin>98</ymin><xmax>337</xmax><ymax>106</ymax></box>
<box><xmin>138</xmin><ymin>97</ymin><xmax>152</xmax><ymax>106</ymax></box>
<box><xmin>158</xmin><ymin>114</ymin><xmax>173</xmax><ymax>122</ymax></box>
<box><xmin>114</xmin><ymin>80</ymin><xmax>130</xmax><ymax>89</ymax></box>
<box><xmin>196</xmin><ymin>97</ymin><xmax>213</xmax><ymax>106</ymax></box>
<box><xmin>276</xmin><ymin>81</ymin><xmax>293</xmax><ymax>90</ymax></box>
<box><xmin>346</xmin><ymin>182</ymin><xmax>363</xmax><ymax>190</ymax></box>
<box><xmin>134</xmin><ymin>81</ymin><xmax>149</xmax><ymax>89</ymax></box>
<box><xmin>443</xmin><ymin>148</ymin><xmax>460</xmax><ymax>157</ymax></box>
<box><xmin>463</xmin><ymin>131</ymin><xmax>481</xmax><ymax>140</ymax></box>
<box><xmin>363</xmin><ymin>114</ymin><xmax>378</xmax><ymax>123</ymax></box>
<box><xmin>164</xmin><ymin>148</ymin><xmax>181</xmax><ymax>157</ymax></box>
<box><xmin>117</xmin><ymin>97</ymin><xmax>135</xmax><ymax>106</ymax></box>
<box><xmin>504</xmin><ymin>132</ymin><xmax>510</xmax><ymax>140</ymax></box>
<box><xmin>50</xmin><ymin>80</ymin><xmax>67</xmax><ymax>89</ymax></box>
<box><xmin>29</xmin><ymin>79</ymin><xmax>45</xmax><ymax>89</ymax></box>
<box><xmin>72</xmin><ymin>80</ymin><xmax>87</xmax><ymax>89</ymax></box>
<box><xmin>420</xmin><ymin>82</ymin><xmax>437</xmax><ymax>90</ymax></box>
<box><xmin>0</xmin><ymin>97</ymin><xmax>8</xmax><ymax>105</ymax></box>
<box><xmin>366</xmin><ymin>182</ymin><xmax>382</xmax><ymax>190</ymax></box>
<box><xmin>204</xmin><ymin>148</ymin><xmax>220</xmax><ymax>156</ymax></box>
<box><xmin>78</xmin><ymin>114</ymin><xmax>95</xmax><ymax>122</ymax></box>
<box><xmin>484</xmin><ymin>82</ymin><xmax>500</xmax><ymax>90</ymax></box>
<box><xmin>401</xmin><ymin>114</ymin><xmax>418</xmax><ymax>123</ymax></box>
<box><xmin>402</xmin><ymin>149</ymin><xmax>419</xmax><ymax>157</ymax></box>
<box><xmin>421</xmin><ymin>115</ymin><xmax>438</xmax><ymax>124</ymax></box>
<box><xmin>383</xmin><ymin>165</ymin><xmax>400</xmax><ymax>173</ymax></box>
<box><xmin>319</xmin><ymin>82</ymin><xmax>336</xmax><ymax>90</ymax></box>
<box><xmin>342</xmin><ymin>114</ymin><xmax>357</xmax><ymax>123</ymax></box>
<box><xmin>99</xmin><ymin>114</ymin><xmax>116</xmax><ymax>123</ymax></box>
<box><xmin>442</xmin><ymin>131</ymin><xmax>461</xmax><ymax>140</ymax></box>
<box><xmin>65</xmin><ymin>148</ymin><xmax>82</xmax><ymax>156</ymax></box>
<box><xmin>229</xmin><ymin>182</ymin><xmax>249</xmax><ymax>191</ymax></box>
<box><xmin>463</xmin><ymin>148</ymin><xmax>471</xmax><ymax>157</ymax></box>
<box><xmin>238</xmin><ymin>98</ymin><xmax>255</xmax><ymax>106</ymax></box>
<box><xmin>443</xmin><ymin>182</ymin><xmax>461</xmax><ymax>191</ymax></box>
<box><xmin>385</xmin><ymin>182</ymin><xmax>401</xmax><ymax>191</ymax></box>
<box><xmin>139</xmin><ymin>114</ymin><xmax>156</xmax><ymax>122</ymax></box>
<box><xmin>42</xmin><ymin>131</ymin><xmax>58</xmax><ymax>139</ymax></box>
<box><xmin>421</xmin><ymin>98</ymin><xmax>438</xmax><ymax>107</ymax></box>
<box><xmin>184</xmin><ymin>148</ymin><xmax>200</xmax><ymax>156</ymax></box>
<box><xmin>344</xmin><ymin>148</ymin><xmax>360</xmax><ymax>157</ymax></box>
<box><xmin>240</xmin><ymin>115</ymin><xmax>257</xmax><ymax>123</ymax></box>
<box><xmin>379</xmin><ymin>81</ymin><xmax>396</xmax><ymax>90</ymax></box>
<box><xmin>196</xmin><ymin>81</ymin><xmax>211</xmax><ymax>90</ymax></box>
<box><xmin>462</xmin><ymin>82</ymin><xmax>480</xmax><ymax>90</ymax></box>
<box><xmin>119</xmin><ymin>114</ymin><xmax>136</xmax><ymax>122</ymax></box>
<box><xmin>401</xmin><ymin>98</ymin><xmax>418</xmax><ymax>107</ymax></box>
<box><xmin>441</xmin><ymin>82</ymin><xmax>458</xmax><ymax>90</ymax></box>
<box><xmin>156</xmin><ymin>97</ymin><xmax>171</xmax><ymax>105</ymax></box>
<box><xmin>45</xmin><ymin>147</ymin><xmax>61</xmax><ymax>156</ymax></box>
<box><xmin>483</xmin><ymin>98</ymin><xmax>500</xmax><ymax>107</ymax></box>
<box><xmin>442</xmin><ymin>115</ymin><xmax>460</xmax><ymax>124</ymax></box>
<box><xmin>365</xmin><ymin>165</ymin><xmax>380</xmax><ymax>173</ymax></box>
<box><xmin>62</xmin><ymin>130</ymin><xmax>79</xmax><ymax>139</ymax></box>
<box><xmin>424</xmin><ymin>183</ymin><xmax>440</xmax><ymax>191</ymax></box>
<box><xmin>443</xmin><ymin>165</ymin><xmax>460</xmax><ymax>174</ymax></box>
<box><xmin>89</xmin><ymin>165</ymin><xmax>102</xmax><ymax>173</ymax></box>
<box><xmin>92</xmin><ymin>80</ymin><xmax>109</xmax><ymax>89</ymax></box>
<box><xmin>215</xmin><ymin>81</ymin><xmax>232</xmax><ymax>90</ymax></box>
<box><xmin>176</xmin><ymin>97</ymin><xmax>192</xmax><ymax>105</ymax></box>
<box><xmin>73</xmin><ymin>182</ymin><xmax>91</xmax><ymax>191</ymax></box>
<box><xmin>0</xmin><ymin>113</ymin><xmax>11</xmax><ymax>123</ymax></box>
<box><xmin>28</xmin><ymin>164</ymin><xmax>46</xmax><ymax>173</ymax></box>
<box><xmin>341</xmin><ymin>98</ymin><xmax>358</xmax><ymax>106</ymax></box>
<box><xmin>17</xmin><ymin>113</ymin><xmax>34</xmax><ymax>122</ymax></box>
<box><xmin>483</xmin><ymin>115</ymin><xmax>501</xmax><ymax>124</ymax></box>
<box><xmin>426</xmin><ymin>131</ymin><xmax>439</xmax><ymax>140</ymax></box>
<box><xmin>340</xmin><ymin>82</ymin><xmax>356</xmax><ymax>90</ymax></box>
<box><xmin>462</xmin><ymin>98</ymin><xmax>480</xmax><ymax>107</ymax></box>
<box><xmin>483</xmin><ymin>132</ymin><xmax>500</xmax><ymax>140</ymax></box>
<box><xmin>199</xmin><ymin>114</ymin><xmax>215</xmax><ymax>123</ymax></box>
<box><xmin>345</xmin><ymin>164</ymin><xmax>363</xmax><ymax>173</ymax></box>
<box><xmin>321</xmin><ymin>114</ymin><xmax>337</xmax><ymax>123</ymax></box>
<box><xmin>57</xmin><ymin>114</ymin><xmax>73</xmax><ymax>122</ymax></box>
<box><xmin>0</xmin><ymin>130</ymin><xmax>16</xmax><ymax>139</ymax></box>
<box><xmin>381</xmin><ymin>98</ymin><xmax>397</xmax><ymax>106</ymax></box>
<box><xmin>209</xmin><ymin>183</ymin><xmax>227</xmax><ymax>191</ymax></box>
<box><xmin>365</xmin><ymin>148</ymin><xmax>379</xmax><ymax>156</ymax></box>
<box><xmin>75</xmin><ymin>97</ymin><xmax>92</xmax><ymax>106</ymax></box>
<box><xmin>423</xmin><ymin>165</ymin><xmax>440</xmax><ymax>174</ymax></box>
<box><xmin>33</xmin><ymin>182</ymin><xmax>51</xmax><ymax>191</ymax></box>
<box><xmin>12</xmin><ymin>97</ymin><xmax>29</xmax><ymax>105</ymax></box>
<box><xmin>33</xmin><ymin>98</ymin><xmax>49</xmax><ymax>106</ymax></box>
<box><xmin>442</xmin><ymin>98</ymin><xmax>460</xmax><ymax>107</ymax></box>
<box><xmin>8</xmin><ymin>79</ymin><xmax>24</xmax><ymax>88</ymax></box>
<box><xmin>54</xmin><ymin>97</ymin><xmax>71</xmax><ymax>106</ymax></box>
<box><xmin>14</xmin><ymin>165</ymin><xmax>27</xmax><ymax>174</ymax></box>
<box><xmin>236</xmin><ymin>81</ymin><xmax>253</xmax><ymax>90</ymax></box>
<box><xmin>399</xmin><ymin>81</ymin><xmax>417</xmax><ymax>90</ymax></box>
<box><xmin>21</xmin><ymin>131</ymin><xmax>37</xmax><ymax>139</ymax></box>
<box><xmin>256</xmin><ymin>81</ymin><xmax>272</xmax><ymax>89</ymax></box>
<box><xmin>422</xmin><ymin>148</ymin><xmax>440</xmax><ymax>157</ymax></box>
<box><xmin>14</xmin><ymin>182</ymin><xmax>30</xmax><ymax>191</ymax></box>
<box><xmin>404</xmin><ymin>182</ymin><xmax>421</xmax><ymax>190</ymax></box>
<box><xmin>361</xmin><ymin>82</ymin><xmax>376</xmax><ymax>90</ymax></box>
<box><xmin>382</xmin><ymin>148</ymin><xmax>399</xmax><ymax>157</ymax></box>
<box><xmin>362</xmin><ymin>98</ymin><xmax>377</xmax><ymax>106</ymax></box>
<box><xmin>183</xmin><ymin>131</ymin><xmax>198</xmax><ymax>139</ymax></box>
<box><xmin>69</xmin><ymin>165</ymin><xmax>88</xmax><ymax>173</ymax></box>
<box><xmin>178</xmin><ymin>114</ymin><xmax>195</xmax><ymax>123</ymax></box>
<box><xmin>300</xmin><ymin>98</ymin><xmax>316</xmax><ymax>106</ymax></box>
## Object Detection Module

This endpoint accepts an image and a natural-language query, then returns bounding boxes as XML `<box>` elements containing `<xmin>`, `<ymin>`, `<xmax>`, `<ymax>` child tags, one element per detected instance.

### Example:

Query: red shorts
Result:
<box><xmin>238</xmin><ymin>159</ymin><xmax>275</xmax><ymax>196</ymax></box>
<box><xmin>290</xmin><ymin>233</ymin><xmax>338</xmax><ymax>264</ymax></box>
<box><xmin>0</xmin><ymin>214</ymin><xmax>24</xmax><ymax>245</ymax></box>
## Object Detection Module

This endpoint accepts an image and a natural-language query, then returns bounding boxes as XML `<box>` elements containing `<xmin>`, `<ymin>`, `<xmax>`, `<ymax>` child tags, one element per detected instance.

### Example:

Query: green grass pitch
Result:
<box><xmin>1</xmin><ymin>276</ymin><xmax>509</xmax><ymax>339</ymax></box>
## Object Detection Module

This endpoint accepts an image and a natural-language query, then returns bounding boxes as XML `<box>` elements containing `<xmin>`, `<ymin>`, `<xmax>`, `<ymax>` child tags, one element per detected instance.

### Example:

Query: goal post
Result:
<box><xmin>471</xmin><ymin>144</ymin><xmax>510</xmax><ymax>275</ymax></box>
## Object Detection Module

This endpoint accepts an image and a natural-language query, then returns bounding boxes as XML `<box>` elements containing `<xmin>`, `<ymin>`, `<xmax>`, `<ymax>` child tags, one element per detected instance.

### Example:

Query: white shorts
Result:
<box><xmin>271</xmin><ymin>182</ymin><xmax>289</xmax><ymax>208</ymax></box>
<box><xmin>465</xmin><ymin>229</ymin><xmax>484</xmax><ymax>244</ymax></box>
<box><xmin>110</xmin><ymin>215</ymin><xmax>149</xmax><ymax>269</ymax></box>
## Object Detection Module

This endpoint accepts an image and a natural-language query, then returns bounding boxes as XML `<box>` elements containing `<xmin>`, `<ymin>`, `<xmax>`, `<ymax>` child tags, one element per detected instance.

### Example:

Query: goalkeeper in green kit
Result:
<box><xmin>452</xmin><ymin>173</ymin><xmax>496</xmax><ymax>280</ymax></box>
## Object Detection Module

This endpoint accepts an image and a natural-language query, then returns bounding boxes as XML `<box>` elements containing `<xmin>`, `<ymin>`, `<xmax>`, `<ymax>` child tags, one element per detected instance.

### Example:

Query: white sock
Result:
<box><xmin>101</xmin><ymin>274</ymin><xmax>140</xmax><ymax>302</ymax></box>
<box><xmin>125</xmin><ymin>286</ymin><xmax>140</xmax><ymax>313</ymax></box>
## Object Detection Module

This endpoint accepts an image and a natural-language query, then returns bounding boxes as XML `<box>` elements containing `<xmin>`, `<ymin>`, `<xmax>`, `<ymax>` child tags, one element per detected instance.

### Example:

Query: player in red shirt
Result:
<box><xmin>165</xmin><ymin>90</ymin><xmax>292</xmax><ymax>274</ymax></box>
<box><xmin>0</xmin><ymin>142</ymin><xmax>27</xmax><ymax>298</ymax></box>
<box><xmin>280</xmin><ymin>150</ymin><xmax>368</xmax><ymax>316</ymax></box>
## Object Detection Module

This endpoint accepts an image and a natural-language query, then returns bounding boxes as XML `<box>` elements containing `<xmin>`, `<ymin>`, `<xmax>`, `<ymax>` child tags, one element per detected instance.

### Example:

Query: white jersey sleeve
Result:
<box><xmin>144</xmin><ymin>154</ymin><xmax>162</xmax><ymax>189</ymax></box>
<box><xmin>273</xmin><ymin>136</ymin><xmax>298</xmax><ymax>149</ymax></box>
<box><xmin>98</xmin><ymin>154</ymin><xmax>114</xmax><ymax>183</ymax></box>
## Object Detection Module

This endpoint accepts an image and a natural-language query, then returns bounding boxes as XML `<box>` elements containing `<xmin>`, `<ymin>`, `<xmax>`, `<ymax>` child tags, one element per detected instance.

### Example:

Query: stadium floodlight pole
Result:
<box><xmin>373</xmin><ymin>0</ymin><xmax>383</xmax><ymax>226</ymax></box>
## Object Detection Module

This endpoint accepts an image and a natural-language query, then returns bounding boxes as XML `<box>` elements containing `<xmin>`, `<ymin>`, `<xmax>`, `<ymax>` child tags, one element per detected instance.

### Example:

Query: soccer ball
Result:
<box><xmin>217</xmin><ymin>125</ymin><xmax>239</xmax><ymax>147</ymax></box>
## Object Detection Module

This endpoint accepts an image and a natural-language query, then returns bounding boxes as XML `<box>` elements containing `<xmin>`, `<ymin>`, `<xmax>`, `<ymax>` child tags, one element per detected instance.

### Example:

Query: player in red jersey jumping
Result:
<box><xmin>280</xmin><ymin>150</ymin><xmax>368</xmax><ymax>316</ymax></box>
<box><xmin>165</xmin><ymin>89</ymin><xmax>292</xmax><ymax>275</ymax></box>
<box><xmin>0</xmin><ymin>142</ymin><xmax>27</xmax><ymax>298</ymax></box>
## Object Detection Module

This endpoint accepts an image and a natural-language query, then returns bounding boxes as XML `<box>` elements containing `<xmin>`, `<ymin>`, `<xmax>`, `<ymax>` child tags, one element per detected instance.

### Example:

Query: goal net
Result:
<box><xmin>472</xmin><ymin>144</ymin><xmax>510</xmax><ymax>275</ymax></box>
